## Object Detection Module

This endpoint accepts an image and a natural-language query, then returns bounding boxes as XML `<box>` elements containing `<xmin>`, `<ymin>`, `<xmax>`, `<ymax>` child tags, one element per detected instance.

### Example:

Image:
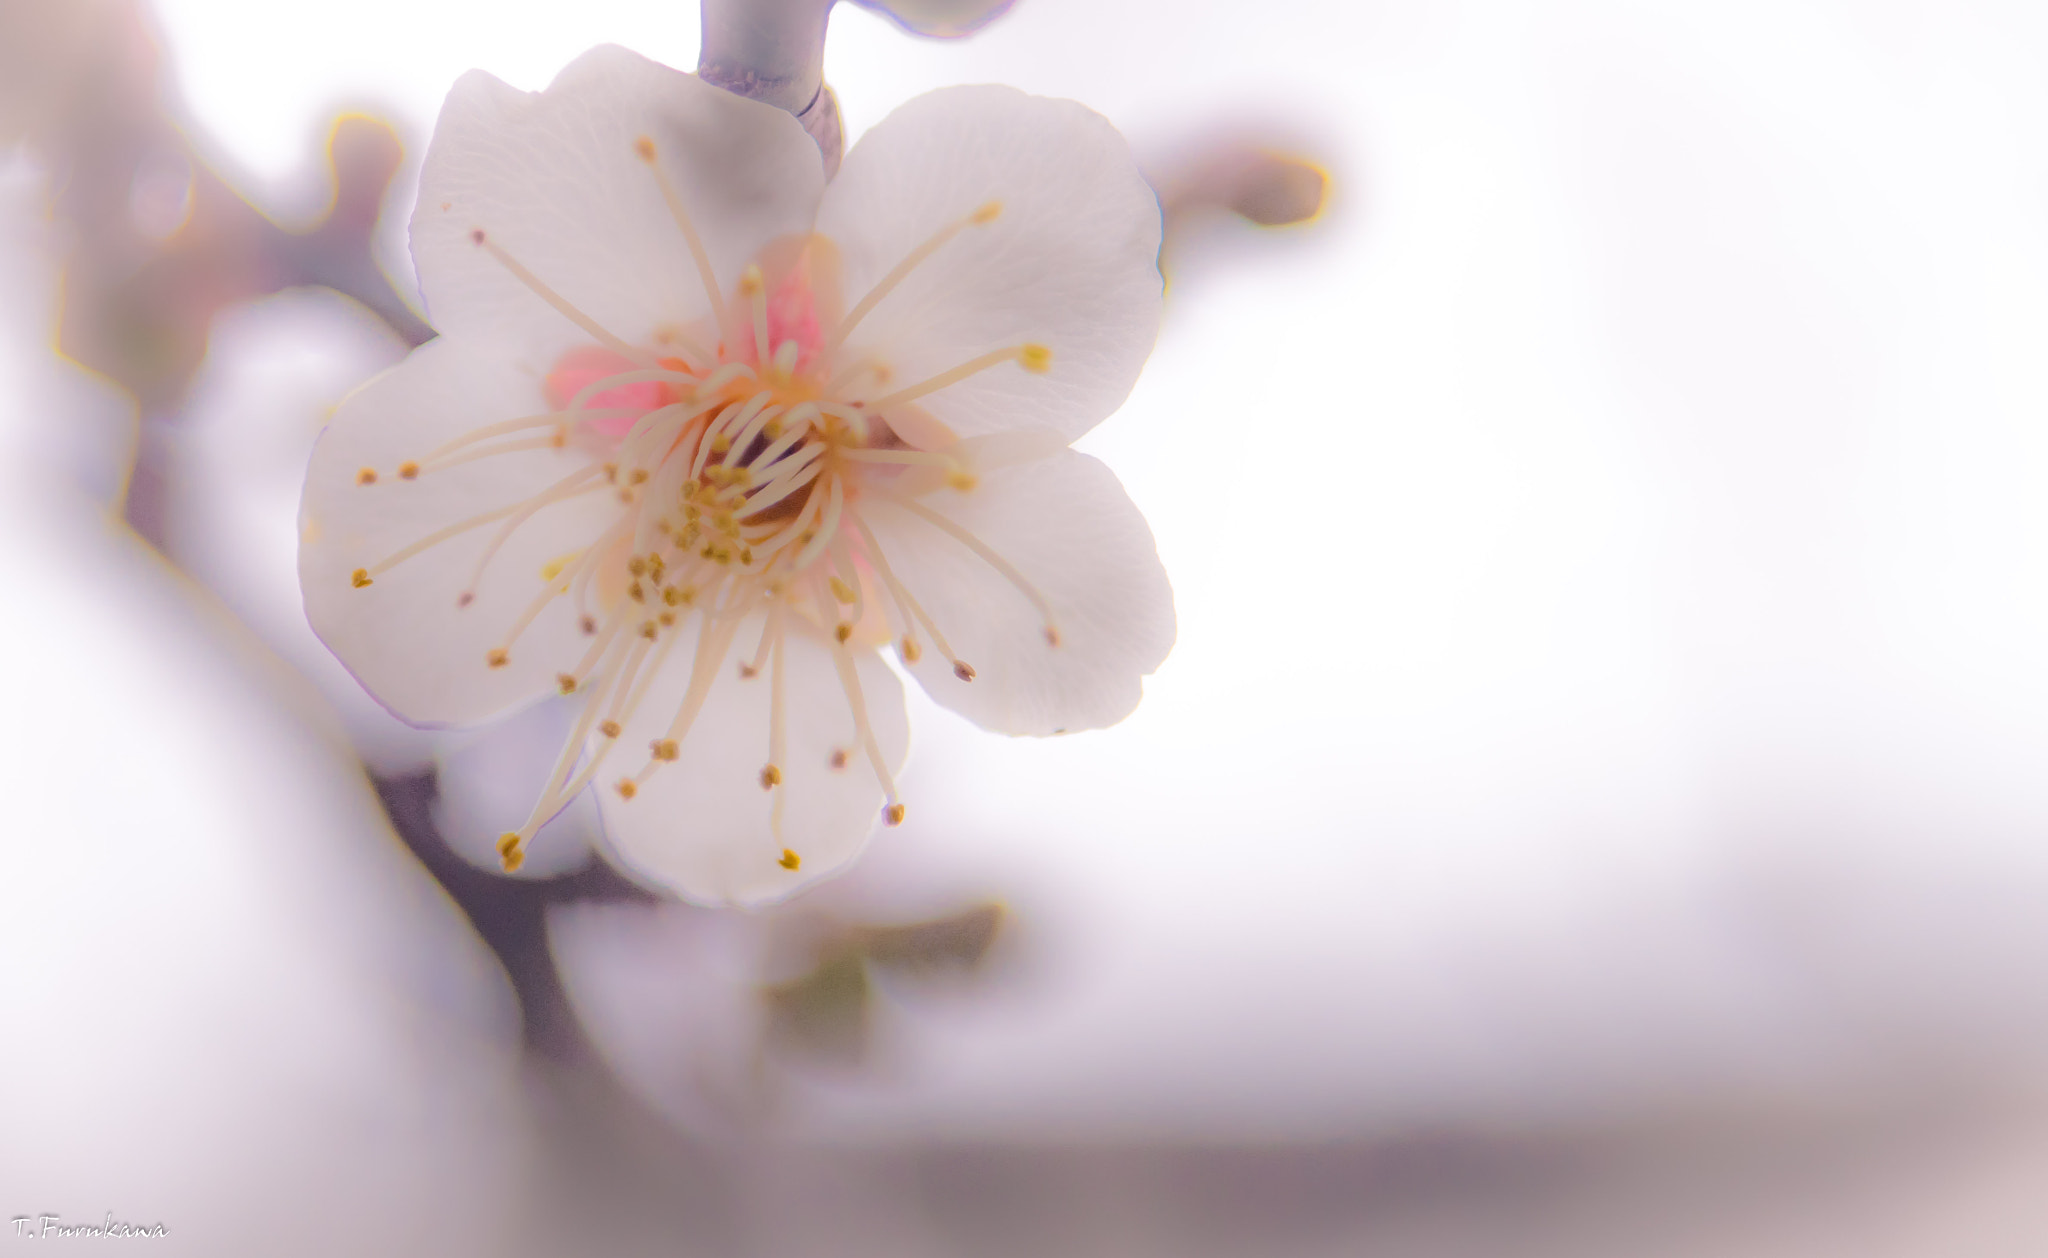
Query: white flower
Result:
<box><xmin>299</xmin><ymin>46</ymin><xmax>1174</xmax><ymax>906</ymax></box>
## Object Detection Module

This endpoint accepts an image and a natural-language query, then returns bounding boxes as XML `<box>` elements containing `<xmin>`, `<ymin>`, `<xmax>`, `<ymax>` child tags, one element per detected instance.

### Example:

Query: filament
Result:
<box><xmin>826</xmin><ymin>200</ymin><xmax>1001</xmax><ymax>352</ymax></box>
<box><xmin>473</xmin><ymin>230</ymin><xmax>653</xmax><ymax>366</ymax></box>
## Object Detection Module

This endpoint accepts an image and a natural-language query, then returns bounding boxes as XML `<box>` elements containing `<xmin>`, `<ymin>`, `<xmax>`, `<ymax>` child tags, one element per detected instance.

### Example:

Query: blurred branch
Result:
<box><xmin>373</xmin><ymin>771</ymin><xmax>654</xmax><ymax>1063</ymax></box>
<box><xmin>699</xmin><ymin>0</ymin><xmax>1017</xmax><ymax>177</ymax></box>
<box><xmin>1150</xmin><ymin>137</ymin><xmax>1332</xmax><ymax>286</ymax></box>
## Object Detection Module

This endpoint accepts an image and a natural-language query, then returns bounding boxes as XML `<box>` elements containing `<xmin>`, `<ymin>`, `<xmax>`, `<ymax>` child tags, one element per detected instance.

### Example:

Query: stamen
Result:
<box><xmin>492</xmin><ymin>566</ymin><xmax>577</xmax><ymax>657</ymax></box>
<box><xmin>506</xmin><ymin>635</ymin><xmax>628</xmax><ymax>845</ymax></box>
<box><xmin>766</xmin><ymin>601</ymin><xmax>789</xmax><ymax>842</ymax></box>
<box><xmin>720</xmin><ymin>398</ymin><xmax>785</xmax><ymax>471</ymax></box>
<box><xmin>365</xmin><ymin>463</ymin><xmax>603</xmax><ymax>578</ymax></box>
<box><xmin>850</xmin><ymin>516</ymin><xmax>970</xmax><ymax>676</ymax></box>
<box><xmin>741</xmin><ymin>420</ymin><xmax>818</xmax><ymax>487</ymax></box>
<box><xmin>652</xmin><ymin>611</ymin><xmax>748</xmax><ymax>746</ymax></box>
<box><xmin>827</xmin><ymin>535</ymin><xmax>866</xmax><ymax>630</ymax></box>
<box><xmin>471</xmin><ymin>228</ymin><xmax>654</xmax><ymax>366</ymax></box>
<box><xmin>691</xmin><ymin>400</ymin><xmax>750</xmax><ymax>480</ymax></box>
<box><xmin>879</xmin><ymin>492</ymin><xmax>1061</xmax><ymax>645</ymax></box>
<box><xmin>866</xmin><ymin>344</ymin><xmax>1050</xmax><ymax>413</ymax></box>
<box><xmin>535</xmin><ymin>628</ymin><xmax>669</xmax><ymax>814</ymax></box>
<box><xmin>634</xmin><ymin>135</ymin><xmax>727</xmax><ymax>331</ymax></box>
<box><xmin>826</xmin><ymin>200</ymin><xmax>1002</xmax><ymax>352</ymax></box>
<box><xmin>740</xmin><ymin>264</ymin><xmax>770</xmax><ymax>366</ymax></box>
<box><xmin>416</xmin><ymin>434</ymin><xmax>574</xmax><ymax>476</ymax></box>
<box><xmin>418</xmin><ymin>409</ymin><xmax>635</xmax><ymax>465</ymax></box>
<box><xmin>789</xmin><ymin>473</ymin><xmax>845</xmax><ymax>573</ymax></box>
<box><xmin>819</xmin><ymin>579</ymin><xmax>902</xmax><ymax>821</ymax></box>
<box><xmin>832</xmin><ymin>446</ymin><xmax>960</xmax><ymax>469</ymax></box>
<box><xmin>741</xmin><ymin>602</ymin><xmax>780</xmax><ymax>678</ymax></box>
<box><xmin>739</xmin><ymin>447</ymin><xmax>826</xmax><ymax>521</ymax></box>
<box><xmin>452</xmin><ymin>471</ymin><xmax>612</xmax><ymax>596</ymax></box>
<box><xmin>356</xmin><ymin>467</ymin><xmax>377</xmax><ymax>486</ymax></box>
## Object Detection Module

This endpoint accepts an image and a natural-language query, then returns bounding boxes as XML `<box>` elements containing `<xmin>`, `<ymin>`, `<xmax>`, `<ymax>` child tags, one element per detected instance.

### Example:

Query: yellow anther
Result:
<box><xmin>953</xmin><ymin>661</ymin><xmax>976</xmax><ymax>682</ymax></box>
<box><xmin>351</xmin><ymin>568</ymin><xmax>372</xmax><ymax>589</ymax></box>
<box><xmin>634</xmin><ymin>135</ymin><xmax>656</xmax><ymax>162</ymax></box>
<box><xmin>640</xmin><ymin>619</ymin><xmax>659</xmax><ymax>640</ymax></box>
<box><xmin>708</xmin><ymin>433</ymin><xmax>731</xmax><ymax>455</ymax></box>
<box><xmin>835</xmin><ymin>622</ymin><xmax>854</xmax><ymax>644</ymax></box>
<box><xmin>398</xmin><ymin>461</ymin><xmax>420</xmax><ymax>480</ymax></box>
<box><xmin>1045</xmin><ymin>626</ymin><xmax>1062</xmax><ymax>647</ymax></box>
<box><xmin>616</xmin><ymin>779</ymin><xmax>638</xmax><ymax>800</ymax></box>
<box><xmin>779</xmin><ymin>848</ymin><xmax>801</xmax><ymax>871</ymax></box>
<box><xmin>945</xmin><ymin>468</ymin><xmax>978</xmax><ymax>492</ymax></box>
<box><xmin>1018</xmin><ymin>343</ymin><xmax>1052</xmax><ymax>373</ymax></box>
<box><xmin>738</xmin><ymin>662</ymin><xmax>759</xmax><ymax>679</ymax></box>
<box><xmin>628</xmin><ymin>582</ymin><xmax>645</xmax><ymax>602</ymax></box>
<box><xmin>628</xmin><ymin>469</ymin><xmax>649</xmax><ymax>485</ymax></box>
<box><xmin>739</xmin><ymin>264</ymin><xmax>763</xmax><ymax>295</ymax></box>
<box><xmin>663</xmin><ymin>585</ymin><xmax>687</xmax><ymax>607</ymax></box>
<box><xmin>972</xmin><ymin>200</ymin><xmax>1003</xmax><ymax>225</ymax></box>
<box><xmin>496</xmin><ymin>833</ymin><xmax>524</xmax><ymax>873</ymax></box>
<box><xmin>486</xmin><ymin>648</ymin><xmax>510</xmax><ymax>668</ymax></box>
<box><xmin>829</xmin><ymin>576</ymin><xmax>857</xmax><ymax>604</ymax></box>
<box><xmin>658</xmin><ymin>611</ymin><xmax>676</xmax><ymax>626</ymax></box>
<box><xmin>579</xmin><ymin>615</ymin><xmax>598</xmax><ymax>635</ymax></box>
<box><xmin>885</xmin><ymin>803</ymin><xmax>907</xmax><ymax>826</ymax></box>
<box><xmin>651</xmin><ymin>738</ymin><xmax>679</xmax><ymax>761</ymax></box>
<box><xmin>600</xmin><ymin>720</ymin><xmax>622</xmax><ymax>738</ymax></box>
<box><xmin>556</xmin><ymin>673</ymin><xmax>578</xmax><ymax>695</ymax></box>
<box><xmin>550</xmin><ymin>426</ymin><xmax>568</xmax><ymax>449</ymax></box>
<box><xmin>356</xmin><ymin>467</ymin><xmax>377</xmax><ymax>486</ymax></box>
<box><xmin>900</xmin><ymin>636</ymin><xmax>922</xmax><ymax>663</ymax></box>
<box><xmin>627</xmin><ymin>556</ymin><xmax>647</xmax><ymax>577</ymax></box>
<box><xmin>829</xmin><ymin>749</ymin><xmax>849</xmax><ymax>770</ymax></box>
<box><xmin>760</xmin><ymin>764</ymin><xmax>782</xmax><ymax>789</ymax></box>
<box><xmin>603</xmin><ymin>462</ymin><xmax>618</xmax><ymax>483</ymax></box>
<box><xmin>739</xmin><ymin>547</ymin><xmax>754</xmax><ymax>565</ymax></box>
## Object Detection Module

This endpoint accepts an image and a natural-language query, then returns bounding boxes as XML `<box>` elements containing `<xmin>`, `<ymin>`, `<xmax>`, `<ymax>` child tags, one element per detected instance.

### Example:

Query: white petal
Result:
<box><xmin>299</xmin><ymin>337</ymin><xmax>620</xmax><ymax>727</ymax></box>
<box><xmin>594</xmin><ymin>615</ymin><xmax>909</xmax><ymax>907</ymax></box>
<box><xmin>865</xmin><ymin>448</ymin><xmax>1174</xmax><ymax>735</ymax></box>
<box><xmin>818</xmin><ymin>85</ymin><xmax>1162</xmax><ymax>443</ymax></box>
<box><xmin>414</xmin><ymin>45</ymin><xmax>825</xmax><ymax>369</ymax></box>
<box><xmin>169</xmin><ymin>288</ymin><xmax>439</xmax><ymax>773</ymax></box>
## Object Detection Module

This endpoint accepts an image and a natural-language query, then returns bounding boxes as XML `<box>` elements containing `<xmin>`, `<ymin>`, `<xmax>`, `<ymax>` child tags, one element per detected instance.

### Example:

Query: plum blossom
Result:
<box><xmin>299</xmin><ymin>45</ymin><xmax>1173</xmax><ymax>906</ymax></box>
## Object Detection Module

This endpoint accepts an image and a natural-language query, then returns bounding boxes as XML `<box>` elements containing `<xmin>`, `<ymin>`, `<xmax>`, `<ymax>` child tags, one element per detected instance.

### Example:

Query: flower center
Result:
<box><xmin>347</xmin><ymin>135</ymin><xmax>1064</xmax><ymax>877</ymax></box>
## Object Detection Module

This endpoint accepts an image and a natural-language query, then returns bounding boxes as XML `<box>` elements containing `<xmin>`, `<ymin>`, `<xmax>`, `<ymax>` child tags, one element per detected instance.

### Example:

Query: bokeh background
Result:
<box><xmin>10</xmin><ymin>0</ymin><xmax>2048</xmax><ymax>1253</ymax></box>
